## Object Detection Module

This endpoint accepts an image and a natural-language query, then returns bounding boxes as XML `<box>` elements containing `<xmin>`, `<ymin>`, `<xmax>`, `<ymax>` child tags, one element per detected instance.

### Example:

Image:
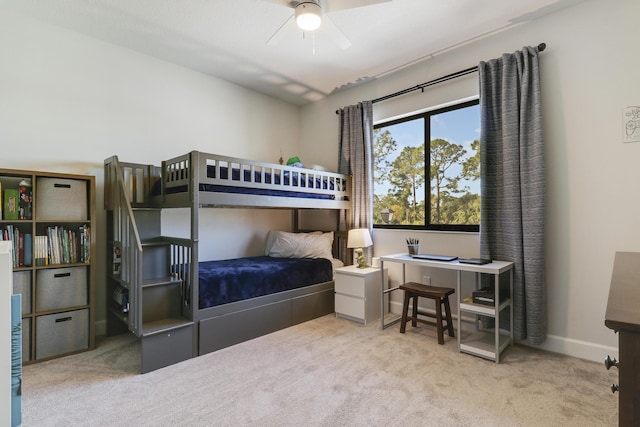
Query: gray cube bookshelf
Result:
<box><xmin>1</xmin><ymin>168</ymin><xmax>95</xmax><ymax>363</ymax></box>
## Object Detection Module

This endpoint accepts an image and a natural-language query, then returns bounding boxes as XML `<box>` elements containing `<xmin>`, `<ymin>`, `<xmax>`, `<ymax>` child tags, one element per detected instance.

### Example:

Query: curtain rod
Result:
<box><xmin>335</xmin><ymin>42</ymin><xmax>546</xmax><ymax>114</ymax></box>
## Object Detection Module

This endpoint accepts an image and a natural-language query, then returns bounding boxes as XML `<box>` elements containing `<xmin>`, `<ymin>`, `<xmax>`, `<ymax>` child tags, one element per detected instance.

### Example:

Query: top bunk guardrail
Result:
<box><xmin>153</xmin><ymin>151</ymin><xmax>352</xmax><ymax>210</ymax></box>
<box><xmin>105</xmin><ymin>155</ymin><xmax>161</xmax><ymax>209</ymax></box>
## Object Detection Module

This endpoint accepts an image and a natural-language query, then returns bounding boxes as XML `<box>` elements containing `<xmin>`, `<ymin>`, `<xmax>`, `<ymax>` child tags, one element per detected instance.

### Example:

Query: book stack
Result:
<box><xmin>40</xmin><ymin>225</ymin><xmax>91</xmax><ymax>265</ymax></box>
<box><xmin>1</xmin><ymin>225</ymin><xmax>32</xmax><ymax>267</ymax></box>
<box><xmin>34</xmin><ymin>235</ymin><xmax>49</xmax><ymax>266</ymax></box>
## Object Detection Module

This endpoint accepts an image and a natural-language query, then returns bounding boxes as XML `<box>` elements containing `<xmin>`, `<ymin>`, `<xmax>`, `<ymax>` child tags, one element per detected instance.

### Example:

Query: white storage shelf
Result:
<box><xmin>459</xmin><ymin>331</ymin><xmax>512</xmax><ymax>360</ymax></box>
<box><xmin>458</xmin><ymin>293</ymin><xmax>512</xmax><ymax>363</ymax></box>
<box><xmin>459</xmin><ymin>298</ymin><xmax>511</xmax><ymax>316</ymax></box>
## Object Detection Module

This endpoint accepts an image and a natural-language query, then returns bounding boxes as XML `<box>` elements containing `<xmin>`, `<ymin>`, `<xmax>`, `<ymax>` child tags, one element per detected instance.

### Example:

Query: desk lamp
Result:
<box><xmin>347</xmin><ymin>228</ymin><xmax>373</xmax><ymax>268</ymax></box>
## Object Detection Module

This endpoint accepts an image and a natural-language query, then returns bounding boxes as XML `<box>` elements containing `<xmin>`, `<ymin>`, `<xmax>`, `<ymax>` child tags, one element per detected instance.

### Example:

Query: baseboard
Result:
<box><xmin>521</xmin><ymin>334</ymin><xmax>618</xmax><ymax>364</ymax></box>
<box><xmin>388</xmin><ymin>301</ymin><xmax>617</xmax><ymax>363</ymax></box>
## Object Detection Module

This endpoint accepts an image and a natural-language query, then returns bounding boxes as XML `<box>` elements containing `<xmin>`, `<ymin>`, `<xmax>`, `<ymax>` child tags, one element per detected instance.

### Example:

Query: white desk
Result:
<box><xmin>380</xmin><ymin>253</ymin><xmax>514</xmax><ymax>363</ymax></box>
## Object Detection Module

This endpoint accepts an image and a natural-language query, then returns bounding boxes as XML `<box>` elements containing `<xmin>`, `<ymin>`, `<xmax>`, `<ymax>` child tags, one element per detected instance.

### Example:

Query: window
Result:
<box><xmin>373</xmin><ymin>99</ymin><xmax>480</xmax><ymax>231</ymax></box>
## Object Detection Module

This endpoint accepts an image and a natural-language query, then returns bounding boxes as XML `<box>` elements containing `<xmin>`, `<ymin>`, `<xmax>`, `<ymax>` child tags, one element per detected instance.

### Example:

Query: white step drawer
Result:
<box><xmin>335</xmin><ymin>274</ymin><xmax>366</xmax><ymax>298</ymax></box>
<box><xmin>335</xmin><ymin>294</ymin><xmax>364</xmax><ymax>320</ymax></box>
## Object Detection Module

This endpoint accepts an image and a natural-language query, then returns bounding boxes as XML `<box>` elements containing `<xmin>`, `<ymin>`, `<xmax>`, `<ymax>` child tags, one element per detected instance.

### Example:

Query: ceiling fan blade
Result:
<box><xmin>266</xmin><ymin>14</ymin><xmax>296</xmax><ymax>46</ymax></box>
<box><xmin>321</xmin><ymin>13</ymin><xmax>352</xmax><ymax>50</ymax></box>
<box><xmin>323</xmin><ymin>0</ymin><xmax>391</xmax><ymax>13</ymax></box>
<box><xmin>263</xmin><ymin>0</ymin><xmax>368</xmax><ymax>49</ymax></box>
<box><xmin>261</xmin><ymin>0</ymin><xmax>301</xmax><ymax>8</ymax></box>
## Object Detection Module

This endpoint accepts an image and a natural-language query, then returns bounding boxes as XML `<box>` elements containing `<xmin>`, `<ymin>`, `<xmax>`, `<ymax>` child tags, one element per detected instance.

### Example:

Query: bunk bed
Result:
<box><xmin>105</xmin><ymin>151</ymin><xmax>351</xmax><ymax>371</ymax></box>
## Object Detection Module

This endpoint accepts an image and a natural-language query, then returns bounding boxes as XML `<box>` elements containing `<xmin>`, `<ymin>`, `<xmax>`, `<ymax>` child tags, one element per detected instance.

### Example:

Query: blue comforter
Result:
<box><xmin>198</xmin><ymin>256</ymin><xmax>333</xmax><ymax>309</ymax></box>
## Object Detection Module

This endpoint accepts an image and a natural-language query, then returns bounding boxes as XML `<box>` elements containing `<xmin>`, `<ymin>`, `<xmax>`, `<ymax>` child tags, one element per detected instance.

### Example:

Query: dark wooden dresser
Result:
<box><xmin>605</xmin><ymin>251</ymin><xmax>640</xmax><ymax>426</ymax></box>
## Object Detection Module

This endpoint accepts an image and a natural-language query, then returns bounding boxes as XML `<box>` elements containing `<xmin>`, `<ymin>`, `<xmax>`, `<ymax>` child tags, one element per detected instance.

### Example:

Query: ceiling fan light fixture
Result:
<box><xmin>295</xmin><ymin>2</ymin><xmax>322</xmax><ymax>32</ymax></box>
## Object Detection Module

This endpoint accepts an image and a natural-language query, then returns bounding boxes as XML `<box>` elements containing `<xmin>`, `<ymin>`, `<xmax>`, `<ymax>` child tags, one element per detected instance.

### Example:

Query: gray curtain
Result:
<box><xmin>338</xmin><ymin>101</ymin><xmax>374</xmax><ymax>258</ymax></box>
<box><xmin>479</xmin><ymin>46</ymin><xmax>545</xmax><ymax>344</ymax></box>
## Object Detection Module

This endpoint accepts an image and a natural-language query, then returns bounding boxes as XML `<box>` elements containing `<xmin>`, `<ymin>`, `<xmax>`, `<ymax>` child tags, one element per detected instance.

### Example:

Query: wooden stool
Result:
<box><xmin>399</xmin><ymin>282</ymin><xmax>455</xmax><ymax>345</ymax></box>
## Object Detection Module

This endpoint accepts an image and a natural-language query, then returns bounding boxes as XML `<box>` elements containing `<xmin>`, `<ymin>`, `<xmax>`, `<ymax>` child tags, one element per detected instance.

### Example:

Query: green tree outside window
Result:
<box><xmin>373</xmin><ymin>100</ymin><xmax>480</xmax><ymax>231</ymax></box>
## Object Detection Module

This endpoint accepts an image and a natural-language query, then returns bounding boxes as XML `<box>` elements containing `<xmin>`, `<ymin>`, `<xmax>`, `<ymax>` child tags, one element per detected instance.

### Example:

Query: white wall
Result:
<box><xmin>300</xmin><ymin>0</ymin><xmax>640</xmax><ymax>362</ymax></box>
<box><xmin>0</xmin><ymin>11</ymin><xmax>302</xmax><ymax>335</ymax></box>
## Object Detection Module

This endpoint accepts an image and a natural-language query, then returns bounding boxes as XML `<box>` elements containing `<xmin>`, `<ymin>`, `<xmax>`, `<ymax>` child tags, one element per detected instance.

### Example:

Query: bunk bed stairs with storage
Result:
<box><xmin>105</xmin><ymin>152</ymin><xmax>351</xmax><ymax>373</ymax></box>
<box><xmin>104</xmin><ymin>158</ymin><xmax>194</xmax><ymax>373</ymax></box>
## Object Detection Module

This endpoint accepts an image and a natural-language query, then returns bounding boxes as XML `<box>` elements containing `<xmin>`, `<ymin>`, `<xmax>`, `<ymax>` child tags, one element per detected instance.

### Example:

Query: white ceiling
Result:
<box><xmin>1</xmin><ymin>0</ymin><xmax>585</xmax><ymax>106</ymax></box>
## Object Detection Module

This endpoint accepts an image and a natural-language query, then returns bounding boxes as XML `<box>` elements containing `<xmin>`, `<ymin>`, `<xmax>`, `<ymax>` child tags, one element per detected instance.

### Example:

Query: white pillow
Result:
<box><xmin>264</xmin><ymin>230</ymin><xmax>282</xmax><ymax>256</ymax></box>
<box><xmin>266</xmin><ymin>230</ymin><xmax>334</xmax><ymax>260</ymax></box>
<box><xmin>265</xmin><ymin>230</ymin><xmax>320</xmax><ymax>255</ymax></box>
<box><xmin>306</xmin><ymin>164</ymin><xmax>329</xmax><ymax>172</ymax></box>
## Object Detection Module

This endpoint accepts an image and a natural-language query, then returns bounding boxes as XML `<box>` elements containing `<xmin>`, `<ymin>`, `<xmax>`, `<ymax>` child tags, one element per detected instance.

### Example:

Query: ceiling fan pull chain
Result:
<box><xmin>313</xmin><ymin>31</ymin><xmax>316</xmax><ymax>55</ymax></box>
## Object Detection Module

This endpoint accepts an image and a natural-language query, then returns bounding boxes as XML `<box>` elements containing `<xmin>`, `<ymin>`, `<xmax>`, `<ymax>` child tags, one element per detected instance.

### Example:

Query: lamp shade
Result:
<box><xmin>295</xmin><ymin>2</ymin><xmax>322</xmax><ymax>31</ymax></box>
<box><xmin>347</xmin><ymin>228</ymin><xmax>373</xmax><ymax>248</ymax></box>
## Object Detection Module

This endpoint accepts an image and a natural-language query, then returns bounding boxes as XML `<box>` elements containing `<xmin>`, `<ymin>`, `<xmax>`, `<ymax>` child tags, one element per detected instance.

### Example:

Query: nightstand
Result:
<box><xmin>335</xmin><ymin>265</ymin><xmax>386</xmax><ymax>324</ymax></box>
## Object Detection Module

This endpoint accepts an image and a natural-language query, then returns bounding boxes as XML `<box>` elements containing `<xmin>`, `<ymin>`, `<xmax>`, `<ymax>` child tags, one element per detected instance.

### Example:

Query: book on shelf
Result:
<box><xmin>1</xmin><ymin>225</ymin><xmax>16</xmax><ymax>266</ymax></box>
<box><xmin>42</xmin><ymin>225</ymin><xmax>91</xmax><ymax>265</ymax></box>
<box><xmin>112</xmin><ymin>261</ymin><xmax>121</xmax><ymax>276</ymax></box>
<box><xmin>3</xmin><ymin>189</ymin><xmax>18</xmax><ymax>220</ymax></box>
<box><xmin>2</xmin><ymin>222</ymin><xmax>90</xmax><ymax>267</ymax></box>
<box><xmin>112</xmin><ymin>241</ymin><xmax>121</xmax><ymax>275</ymax></box>
<box><xmin>79</xmin><ymin>225</ymin><xmax>91</xmax><ymax>263</ymax></box>
<box><xmin>34</xmin><ymin>235</ymin><xmax>49</xmax><ymax>266</ymax></box>
<box><xmin>0</xmin><ymin>225</ymin><xmax>32</xmax><ymax>267</ymax></box>
<box><xmin>24</xmin><ymin>233</ymin><xmax>32</xmax><ymax>266</ymax></box>
<box><xmin>18</xmin><ymin>232</ymin><xmax>23</xmax><ymax>266</ymax></box>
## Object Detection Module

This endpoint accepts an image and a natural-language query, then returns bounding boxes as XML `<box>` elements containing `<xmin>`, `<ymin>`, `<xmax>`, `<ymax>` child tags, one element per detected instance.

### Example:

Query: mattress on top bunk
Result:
<box><xmin>198</xmin><ymin>256</ymin><xmax>333</xmax><ymax>310</ymax></box>
<box><xmin>155</xmin><ymin>165</ymin><xmax>347</xmax><ymax>200</ymax></box>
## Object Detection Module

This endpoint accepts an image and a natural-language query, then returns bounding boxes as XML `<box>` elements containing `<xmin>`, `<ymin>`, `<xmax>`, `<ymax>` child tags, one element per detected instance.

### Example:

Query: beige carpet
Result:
<box><xmin>21</xmin><ymin>314</ymin><xmax>618</xmax><ymax>426</ymax></box>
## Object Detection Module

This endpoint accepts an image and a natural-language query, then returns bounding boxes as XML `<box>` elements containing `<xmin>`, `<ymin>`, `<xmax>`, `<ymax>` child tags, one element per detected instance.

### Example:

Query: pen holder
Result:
<box><xmin>407</xmin><ymin>244</ymin><xmax>419</xmax><ymax>255</ymax></box>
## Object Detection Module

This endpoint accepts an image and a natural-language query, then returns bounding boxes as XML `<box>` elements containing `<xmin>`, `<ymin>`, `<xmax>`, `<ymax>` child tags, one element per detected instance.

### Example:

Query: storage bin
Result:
<box><xmin>36</xmin><ymin>177</ymin><xmax>88</xmax><ymax>220</ymax></box>
<box><xmin>36</xmin><ymin>266</ymin><xmax>87</xmax><ymax>311</ymax></box>
<box><xmin>35</xmin><ymin>309</ymin><xmax>88</xmax><ymax>359</ymax></box>
<box><xmin>13</xmin><ymin>271</ymin><xmax>31</xmax><ymax>314</ymax></box>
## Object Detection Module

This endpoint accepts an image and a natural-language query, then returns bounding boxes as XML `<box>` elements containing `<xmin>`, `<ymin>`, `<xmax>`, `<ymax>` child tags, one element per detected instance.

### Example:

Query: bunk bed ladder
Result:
<box><xmin>104</xmin><ymin>156</ymin><xmax>194</xmax><ymax>373</ymax></box>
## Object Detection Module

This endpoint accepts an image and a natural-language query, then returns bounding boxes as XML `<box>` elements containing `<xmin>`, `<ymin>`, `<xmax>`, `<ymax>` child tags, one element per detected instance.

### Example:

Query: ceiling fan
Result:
<box><xmin>264</xmin><ymin>0</ymin><xmax>392</xmax><ymax>50</ymax></box>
